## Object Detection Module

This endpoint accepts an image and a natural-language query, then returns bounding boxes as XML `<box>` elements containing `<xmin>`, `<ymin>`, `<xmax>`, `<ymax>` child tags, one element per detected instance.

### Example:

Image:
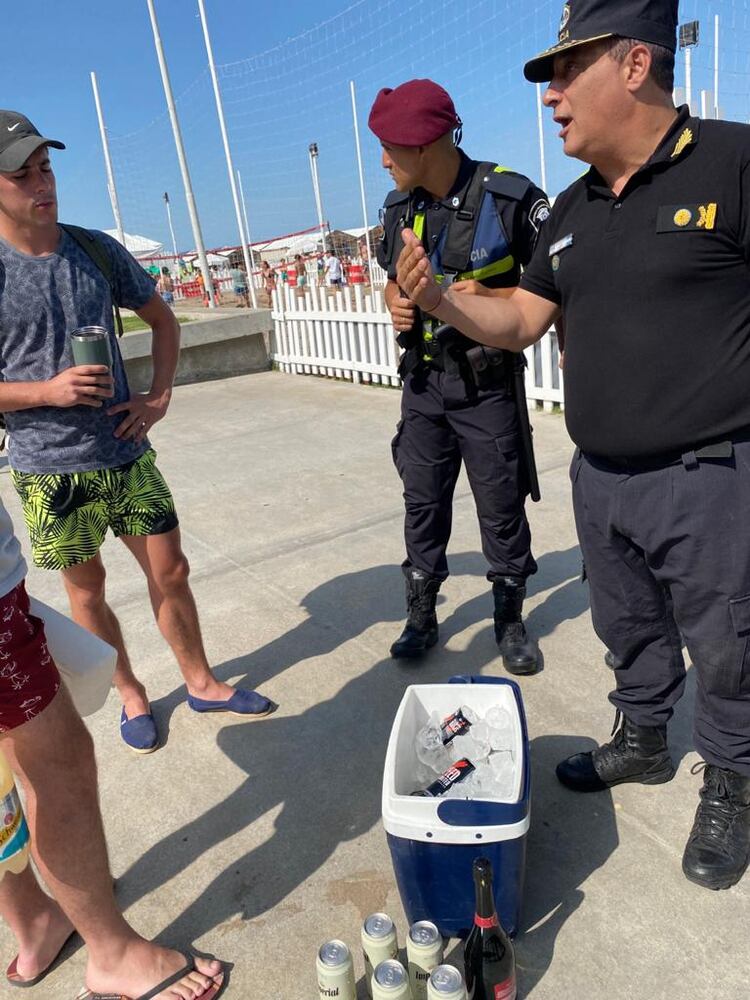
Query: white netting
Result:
<box><xmin>104</xmin><ymin>0</ymin><xmax>750</xmax><ymax>252</ymax></box>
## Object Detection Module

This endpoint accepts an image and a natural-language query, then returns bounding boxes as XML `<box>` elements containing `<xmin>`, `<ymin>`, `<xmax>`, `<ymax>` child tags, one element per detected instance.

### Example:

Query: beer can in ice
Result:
<box><xmin>372</xmin><ymin>959</ymin><xmax>412</xmax><ymax>1000</ymax></box>
<box><xmin>407</xmin><ymin>921</ymin><xmax>444</xmax><ymax>1000</ymax></box>
<box><xmin>362</xmin><ymin>912</ymin><xmax>399</xmax><ymax>997</ymax></box>
<box><xmin>427</xmin><ymin>964</ymin><xmax>467</xmax><ymax>1000</ymax></box>
<box><xmin>316</xmin><ymin>940</ymin><xmax>356</xmax><ymax>1000</ymax></box>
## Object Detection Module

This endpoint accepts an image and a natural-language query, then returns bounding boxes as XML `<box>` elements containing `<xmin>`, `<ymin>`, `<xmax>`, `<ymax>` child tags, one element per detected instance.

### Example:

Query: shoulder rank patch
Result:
<box><xmin>670</xmin><ymin>127</ymin><xmax>695</xmax><ymax>159</ymax></box>
<box><xmin>657</xmin><ymin>203</ymin><xmax>717</xmax><ymax>232</ymax></box>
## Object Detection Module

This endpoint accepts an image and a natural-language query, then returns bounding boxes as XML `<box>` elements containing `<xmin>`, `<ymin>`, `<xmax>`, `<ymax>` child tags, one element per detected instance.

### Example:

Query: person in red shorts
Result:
<box><xmin>0</xmin><ymin>497</ymin><xmax>227</xmax><ymax>998</ymax></box>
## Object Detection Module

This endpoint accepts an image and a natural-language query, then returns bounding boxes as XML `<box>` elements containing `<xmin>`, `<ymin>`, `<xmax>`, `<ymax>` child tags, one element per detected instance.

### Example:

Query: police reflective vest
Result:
<box><xmin>380</xmin><ymin>161</ymin><xmax>535</xmax><ymax>367</ymax></box>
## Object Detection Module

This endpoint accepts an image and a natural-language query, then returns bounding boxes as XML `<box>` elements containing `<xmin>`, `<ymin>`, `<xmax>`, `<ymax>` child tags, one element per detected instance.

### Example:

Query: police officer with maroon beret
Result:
<box><xmin>369</xmin><ymin>79</ymin><xmax>550</xmax><ymax>673</ymax></box>
<box><xmin>396</xmin><ymin>0</ymin><xmax>750</xmax><ymax>892</ymax></box>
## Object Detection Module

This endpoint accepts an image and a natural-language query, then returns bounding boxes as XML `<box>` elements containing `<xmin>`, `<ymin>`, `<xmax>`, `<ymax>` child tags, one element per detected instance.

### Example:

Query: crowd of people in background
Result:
<box><xmin>149</xmin><ymin>244</ymin><xmax>375</xmax><ymax>309</ymax></box>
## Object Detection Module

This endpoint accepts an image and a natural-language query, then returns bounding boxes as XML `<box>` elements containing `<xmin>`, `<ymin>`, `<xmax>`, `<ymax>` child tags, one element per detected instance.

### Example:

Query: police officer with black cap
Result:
<box><xmin>396</xmin><ymin>0</ymin><xmax>750</xmax><ymax>892</ymax></box>
<box><xmin>369</xmin><ymin>79</ymin><xmax>550</xmax><ymax>674</ymax></box>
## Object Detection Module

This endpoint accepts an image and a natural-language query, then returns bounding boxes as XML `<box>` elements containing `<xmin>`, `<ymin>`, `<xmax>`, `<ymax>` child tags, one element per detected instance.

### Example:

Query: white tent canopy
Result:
<box><xmin>104</xmin><ymin>230</ymin><xmax>163</xmax><ymax>258</ymax></box>
<box><xmin>182</xmin><ymin>251</ymin><xmax>230</xmax><ymax>267</ymax></box>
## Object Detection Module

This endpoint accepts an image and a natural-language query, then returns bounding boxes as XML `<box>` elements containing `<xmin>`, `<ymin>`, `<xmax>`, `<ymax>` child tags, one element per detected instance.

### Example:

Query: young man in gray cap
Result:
<box><xmin>0</xmin><ymin>112</ymin><xmax>274</xmax><ymax>753</ymax></box>
<box><xmin>396</xmin><ymin>0</ymin><xmax>750</xmax><ymax>891</ymax></box>
<box><xmin>370</xmin><ymin>79</ymin><xmax>550</xmax><ymax>674</ymax></box>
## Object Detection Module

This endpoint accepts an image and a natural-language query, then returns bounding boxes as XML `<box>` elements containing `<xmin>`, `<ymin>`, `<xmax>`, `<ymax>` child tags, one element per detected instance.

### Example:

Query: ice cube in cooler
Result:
<box><xmin>453</xmin><ymin>729</ymin><xmax>490</xmax><ymax>762</ymax></box>
<box><xmin>488</xmin><ymin>750</ymin><xmax>516</xmax><ymax>798</ymax></box>
<box><xmin>416</xmin><ymin>714</ymin><xmax>450</xmax><ymax>772</ymax></box>
<box><xmin>485</xmin><ymin>706</ymin><xmax>514</xmax><ymax>752</ymax></box>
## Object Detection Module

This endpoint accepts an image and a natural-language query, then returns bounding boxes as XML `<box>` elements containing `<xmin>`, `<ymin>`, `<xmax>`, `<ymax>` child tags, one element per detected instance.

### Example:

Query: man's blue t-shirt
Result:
<box><xmin>0</xmin><ymin>228</ymin><xmax>156</xmax><ymax>474</ymax></box>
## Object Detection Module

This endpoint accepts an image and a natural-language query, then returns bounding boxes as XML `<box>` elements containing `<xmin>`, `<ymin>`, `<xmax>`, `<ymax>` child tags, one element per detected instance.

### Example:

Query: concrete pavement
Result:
<box><xmin>1</xmin><ymin>371</ymin><xmax>747</xmax><ymax>999</ymax></box>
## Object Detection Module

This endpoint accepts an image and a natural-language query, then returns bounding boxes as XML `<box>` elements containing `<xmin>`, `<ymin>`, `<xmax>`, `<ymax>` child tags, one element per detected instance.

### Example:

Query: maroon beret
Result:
<box><xmin>368</xmin><ymin>79</ymin><xmax>461</xmax><ymax>147</ymax></box>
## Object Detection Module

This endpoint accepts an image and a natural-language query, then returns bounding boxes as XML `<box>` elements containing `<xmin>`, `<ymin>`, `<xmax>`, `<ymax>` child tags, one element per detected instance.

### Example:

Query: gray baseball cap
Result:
<box><xmin>0</xmin><ymin>111</ymin><xmax>65</xmax><ymax>172</ymax></box>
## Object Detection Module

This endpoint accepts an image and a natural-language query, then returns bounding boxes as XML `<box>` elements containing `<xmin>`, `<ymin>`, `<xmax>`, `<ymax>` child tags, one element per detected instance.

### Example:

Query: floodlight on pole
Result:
<box><xmin>679</xmin><ymin>20</ymin><xmax>700</xmax><ymax>114</ymax></box>
<box><xmin>308</xmin><ymin>142</ymin><xmax>328</xmax><ymax>255</ymax></box>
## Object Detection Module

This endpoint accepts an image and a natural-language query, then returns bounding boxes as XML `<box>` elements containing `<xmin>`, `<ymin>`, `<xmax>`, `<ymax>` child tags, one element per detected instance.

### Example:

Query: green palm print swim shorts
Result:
<box><xmin>11</xmin><ymin>449</ymin><xmax>179</xmax><ymax>570</ymax></box>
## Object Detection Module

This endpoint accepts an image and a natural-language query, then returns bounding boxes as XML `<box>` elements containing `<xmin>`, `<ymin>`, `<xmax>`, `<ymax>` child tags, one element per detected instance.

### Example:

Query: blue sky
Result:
<box><xmin>2</xmin><ymin>0</ymin><xmax>351</xmax><ymax>244</ymax></box>
<box><xmin>3</xmin><ymin>1</ymin><xmax>745</xmax><ymax>251</ymax></box>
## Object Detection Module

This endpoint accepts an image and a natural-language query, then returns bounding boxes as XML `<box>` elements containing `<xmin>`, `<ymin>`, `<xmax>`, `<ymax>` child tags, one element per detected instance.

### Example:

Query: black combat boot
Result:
<box><xmin>390</xmin><ymin>569</ymin><xmax>441</xmax><ymax>660</ymax></box>
<box><xmin>556</xmin><ymin>712</ymin><xmax>675</xmax><ymax>792</ymax></box>
<box><xmin>682</xmin><ymin>763</ymin><xmax>750</xmax><ymax>890</ymax></box>
<box><xmin>492</xmin><ymin>577</ymin><xmax>539</xmax><ymax>675</ymax></box>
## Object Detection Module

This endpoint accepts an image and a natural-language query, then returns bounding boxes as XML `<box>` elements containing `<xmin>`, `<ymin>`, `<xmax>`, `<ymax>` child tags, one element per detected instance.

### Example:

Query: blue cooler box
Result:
<box><xmin>382</xmin><ymin>676</ymin><xmax>530</xmax><ymax>939</ymax></box>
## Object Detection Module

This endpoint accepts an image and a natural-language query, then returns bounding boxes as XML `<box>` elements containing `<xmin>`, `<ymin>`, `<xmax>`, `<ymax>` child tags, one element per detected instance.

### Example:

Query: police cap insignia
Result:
<box><xmin>559</xmin><ymin>3</ymin><xmax>571</xmax><ymax>40</ymax></box>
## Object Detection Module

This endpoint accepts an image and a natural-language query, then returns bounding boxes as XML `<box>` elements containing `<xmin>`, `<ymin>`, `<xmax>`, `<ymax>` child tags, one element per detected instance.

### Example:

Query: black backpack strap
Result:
<box><xmin>439</xmin><ymin>160</ymin><xmax>495</xmax><ymax>275</ymax></box>
<box><xmin>60</xmin><ymin>224</ymin><xmax>124</xmax><ymax>337</ymax></box>
<box><xmin>377</xmin><ymin>189</ymin><xmax>410</xmax><ymax>273</ymax></box>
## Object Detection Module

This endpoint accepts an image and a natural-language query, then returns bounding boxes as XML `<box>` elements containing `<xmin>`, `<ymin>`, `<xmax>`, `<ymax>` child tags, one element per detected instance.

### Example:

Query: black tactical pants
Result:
<box><xmin>572</xmin><ymin>443</ymin><xmax>750</xmax><ymax>774</ymax></box>
<box><xmin>392</xmin><ymin>367</ymin><xmax>536</xmax><ymax>584</ymax></box>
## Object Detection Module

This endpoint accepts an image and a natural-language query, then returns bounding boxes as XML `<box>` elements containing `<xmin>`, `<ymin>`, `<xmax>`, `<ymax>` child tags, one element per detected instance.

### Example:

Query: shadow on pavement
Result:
<box><xmin>398</xmin><ymin>734</ymin><xmax>617</xmax><ymax>997</ymax></box>
<box><xmin>123</xmin><ymin>552</ymin><xmax>600</xmax><ymax>959</ymax></box>
<box><xmin>515</xmin><ymin>735</ymin><xmax>617</xmax><ymax>995</ymax></box>
<box><xmin>148</xmin><ymin>547</ymin><xmax>588</xmax><ymax>743</ymax></box>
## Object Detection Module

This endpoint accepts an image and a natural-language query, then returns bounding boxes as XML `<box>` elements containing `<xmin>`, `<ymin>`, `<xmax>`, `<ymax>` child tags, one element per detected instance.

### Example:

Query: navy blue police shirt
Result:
<box><xmin>520</xmin><ymin>106</ymin><xmax>750</xmax><ymax>461</ymax></box>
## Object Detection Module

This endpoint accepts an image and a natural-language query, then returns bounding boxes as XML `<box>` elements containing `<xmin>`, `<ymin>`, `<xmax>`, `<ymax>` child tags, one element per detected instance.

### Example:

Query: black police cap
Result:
<box><xmin>524</xmin><ymin>0</ymin><xmax>678</xmax><ymax>83</ymax></box>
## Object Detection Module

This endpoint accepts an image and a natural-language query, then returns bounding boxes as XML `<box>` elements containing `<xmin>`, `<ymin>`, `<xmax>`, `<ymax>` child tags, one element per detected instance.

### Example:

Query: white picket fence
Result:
<box><xmin>269</xmin><ymin>283</ymin><xmax>563</xmax><ymax>409</ymax></box>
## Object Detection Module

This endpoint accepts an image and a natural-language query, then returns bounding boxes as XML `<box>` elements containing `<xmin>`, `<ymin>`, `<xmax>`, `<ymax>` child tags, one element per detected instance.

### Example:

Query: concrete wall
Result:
<box><xmin>121</xmin><ymin>311</ymin><xmax>272</xmax><ymax>392</ymax></box>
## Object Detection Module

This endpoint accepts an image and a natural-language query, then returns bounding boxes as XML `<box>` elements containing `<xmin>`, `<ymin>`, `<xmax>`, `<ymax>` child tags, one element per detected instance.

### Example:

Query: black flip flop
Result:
<box><xmin>6</xmin><ymin>929</ymin><xmax>77</xmax><ymax>988</ymax></box>
<box><xmin>75</xmin><ymin>952</ymin><xmax>226</xmax><ymax>1000</ymax></box>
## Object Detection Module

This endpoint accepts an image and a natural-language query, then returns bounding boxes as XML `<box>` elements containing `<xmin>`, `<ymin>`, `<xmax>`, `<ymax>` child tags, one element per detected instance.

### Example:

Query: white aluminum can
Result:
<box><xmin>362</xmin><ymin>912</ymin><xmax>399</xmax><ymax>997</ymax></box>
<box><xmin>427</xmin><ymin>964</ymin><xmax>467</xmax><ymax>1000</ymax></box>
<box><xmin>316</xmin><ymin>940</ymin><xmax>356</xmax><ymax>1000</ymax></box>
<box><xmin>407</xmin><ymin>921</ymin><xmax>444</xmax><ymax>1000</ymax></box>
<box><xmin>372</xmin><ymin>959</ymin><xmax>412</xmax><ymax>1000</ymax></box>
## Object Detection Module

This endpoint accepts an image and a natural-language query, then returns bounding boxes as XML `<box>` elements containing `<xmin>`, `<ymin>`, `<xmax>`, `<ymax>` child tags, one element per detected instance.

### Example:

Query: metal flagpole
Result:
<box><xmin>145</xmin><ymin>0</ymin><xmax>216</xmax><ymax>306</ymax></box>
<box><xmin>349</xmin><ymin>80</ymin><xmax>374</xmax><ymax>282</ymax></box>
<box><xmin>535</xmin><ymin>83</ymin><xmax>548</xmax><ymax>193</ymax></box>
<box><xmin>163</xmin><ymin>192</ymin><xmax>178</xmax><ymax>260</ymax></box>
<box><xmin>90</xmin><ymin>71</ymin><xmax>126</xmax><ymax>249</ymax></box>
<box><xmin>197</xmin><ymin>0</ymin><xmax>257</xmax><ymax>309</ymax></box>
<box><xmin>236</xmin><ymin>170</ymin><xmax>258</xmax><ymax>308</ymax></box>
<box><xmin>701</xmin><ymin>90</ymin><xmax>708</xmax><ymax>120</ymax></box>
<box><xmin>714</xmin><ymin>14</ymin><xmax>720</xmax><ymax>120</ymax></box>
<box><xmin>685</xmin><ymin>45</ymin><xmax>692</xmax><ymax>113</ymax></box>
